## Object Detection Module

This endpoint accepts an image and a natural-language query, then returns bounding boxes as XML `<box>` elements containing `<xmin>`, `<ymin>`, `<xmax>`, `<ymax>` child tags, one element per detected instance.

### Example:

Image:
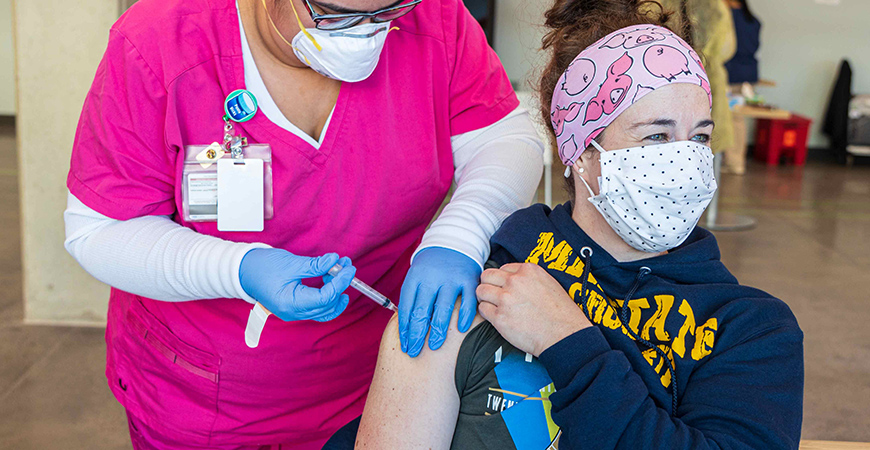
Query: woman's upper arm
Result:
<box><xmin>356</xmin><ymin>306</ymin><xmax>483</xmax><ymax>450</ymax></box>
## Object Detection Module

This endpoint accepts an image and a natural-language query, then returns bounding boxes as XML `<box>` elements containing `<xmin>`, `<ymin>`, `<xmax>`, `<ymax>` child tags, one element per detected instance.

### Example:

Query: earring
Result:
<box><xmin>578</xmin><ymin>167</ymin><xmax>585</xmax><ymax>174</ymax></box>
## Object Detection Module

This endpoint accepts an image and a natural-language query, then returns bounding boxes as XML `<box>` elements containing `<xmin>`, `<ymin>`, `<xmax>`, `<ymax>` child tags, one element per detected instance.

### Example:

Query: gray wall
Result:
<box><xmin>0</xmin><ymin>0</ymin><xmax>15</xmax><ymax>115</ymax></box>
<box><xmin>16</xmin><ymin>0</ymin><xmax>117</xmax><ymax>324</ymax></box>
<box><xmin>493</xmin><ymin>0</ymin><xmax>548</xmax><ymax>92</ymax></box>
<box><xmin>494</xmin><ymin>0</ymin><xmax>870</xmax><ymax>148</ymax></box>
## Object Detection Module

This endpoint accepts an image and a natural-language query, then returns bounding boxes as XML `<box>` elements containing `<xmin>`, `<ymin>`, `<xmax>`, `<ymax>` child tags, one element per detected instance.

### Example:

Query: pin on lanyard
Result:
<box><xmin>223</xmin><ymin>89</ymin><xmax>258</xmax><ymax>158</ymax></box>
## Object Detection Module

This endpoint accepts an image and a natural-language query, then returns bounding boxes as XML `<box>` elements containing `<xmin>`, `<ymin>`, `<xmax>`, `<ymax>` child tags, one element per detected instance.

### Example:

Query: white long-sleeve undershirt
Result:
<box><xmin>63</xmin><ymin>194</ymin><xmax>268</xmax><ymax>303</ymax></box>
<box><xmin>64</xmin><ymin>107</ymin><xmax>545</xmax><ymax>303</ymax></box>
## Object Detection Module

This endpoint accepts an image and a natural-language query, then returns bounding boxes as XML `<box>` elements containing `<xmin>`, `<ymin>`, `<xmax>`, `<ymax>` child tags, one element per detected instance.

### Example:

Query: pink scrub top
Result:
<box><xmin>67</xmin><ymin>0</ymin><xmax>518</xmax><ymax>447</ymax></box>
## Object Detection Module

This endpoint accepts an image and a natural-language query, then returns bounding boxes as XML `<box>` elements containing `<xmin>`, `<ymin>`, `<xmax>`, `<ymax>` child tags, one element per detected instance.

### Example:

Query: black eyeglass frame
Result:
<box><xmin>301</xmin><ymin>0</ymin><xmax>423</xmax><ymax>30</ymax></box>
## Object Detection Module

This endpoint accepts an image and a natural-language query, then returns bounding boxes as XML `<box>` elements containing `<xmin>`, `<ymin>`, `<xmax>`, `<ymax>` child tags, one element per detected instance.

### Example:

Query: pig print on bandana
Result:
<box><xmin>552</xmin><ymin>102</ymin><xmax>583</xmax><ymax>137</ymax></box>
<box><xmin>551</xmin><ymin>25</ymin><xmax>712</xmax><ymax>166</ymax></box>
<box><xmin>584</xmin><ymin>52</ymin><xmax>633</xmax><ymax>125</ymax></box>
<box><xmin>600</xmin><ymin>26</ymin><xmax>669</xmax><ymax>50</ymax></box>
<box><xmin>561</xmin><ymin>59</ymin><xmax>596</xmax><ymax>96</ymax></box>
<box><xmin>643</xmin><ymin>45</ymin><xmax>691</xmax><ymax>81</ymax></box>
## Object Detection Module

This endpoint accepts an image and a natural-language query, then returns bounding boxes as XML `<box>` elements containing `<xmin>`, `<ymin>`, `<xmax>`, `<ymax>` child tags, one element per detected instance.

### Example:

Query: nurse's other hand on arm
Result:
<box><xmin>398</xmin><ymin>108</ymin><xmax>546</xmax><ymax>358</ymax></box>
<box><xmin>239</xmin><ymin>249</ymin><xmax>356</xmax><ymax>322</ymax></box>
<box><xmin>398</xmin><ymin>247</ymin><xmax>481</xmax><ymax>357</ymax></box>
<box><xmin>477</xmin><ymin>263</ymin><xmax>591</xmax><ymax>357</ymax></box>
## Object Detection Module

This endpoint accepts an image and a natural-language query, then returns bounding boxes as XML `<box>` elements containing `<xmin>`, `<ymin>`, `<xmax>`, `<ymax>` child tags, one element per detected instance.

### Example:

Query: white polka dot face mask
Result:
<box><xmin>578</xmin><ymin>140</ymin><xmax>718</xmax><ymax>252</ymax></box>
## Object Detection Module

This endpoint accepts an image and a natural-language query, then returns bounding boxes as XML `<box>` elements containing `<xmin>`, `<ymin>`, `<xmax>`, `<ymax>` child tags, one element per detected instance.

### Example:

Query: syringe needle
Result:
<box><xmin>329</xmin><ymin>264</ymin><xmax>398</xmax><ymax>312</ymax></box>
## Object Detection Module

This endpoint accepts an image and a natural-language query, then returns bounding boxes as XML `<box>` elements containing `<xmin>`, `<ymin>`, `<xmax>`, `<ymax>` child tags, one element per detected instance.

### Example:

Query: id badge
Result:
<box><xmin>181</xmin><ymin>143</ymin><xmax>274</xmax><ymax>225</ymax></box>
<box><xmin>217</xmin><ymin>158</ymin><xmax>263</xmax><ymax>232</ymax></box>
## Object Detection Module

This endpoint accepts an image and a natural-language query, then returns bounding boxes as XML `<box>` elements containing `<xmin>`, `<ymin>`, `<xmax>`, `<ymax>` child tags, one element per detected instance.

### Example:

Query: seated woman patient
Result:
<box><xmin>338</xmin><ymin>1</ymin><xmax>804</xmax><ymax>449</ymax></box>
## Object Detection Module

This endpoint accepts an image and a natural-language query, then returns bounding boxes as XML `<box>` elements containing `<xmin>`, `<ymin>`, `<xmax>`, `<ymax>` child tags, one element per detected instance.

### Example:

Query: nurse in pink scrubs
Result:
<box><xmin>63</xmin><ymin>0</ymin><xmax>544</xmax><ymax>448</ymax></box>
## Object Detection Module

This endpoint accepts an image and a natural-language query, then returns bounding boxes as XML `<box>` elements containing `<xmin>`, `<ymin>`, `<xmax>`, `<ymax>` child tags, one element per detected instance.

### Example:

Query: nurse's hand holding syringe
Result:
<box><xmin>239</xmin><ymin>249</ymin><xmax>396</xmax><ymax>348</ymax></box>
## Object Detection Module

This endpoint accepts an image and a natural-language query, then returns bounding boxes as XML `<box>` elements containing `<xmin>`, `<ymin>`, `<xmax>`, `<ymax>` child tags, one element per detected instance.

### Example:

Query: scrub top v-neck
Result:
<box><xmin>67</xmin><ymin>0</ymin><xmax>519</xmax><ymax>447</ymax></box>
<box><xmin>236</xmin><ymin>1</ymin><xmax>335</xmax><ymax>149</ymax></box>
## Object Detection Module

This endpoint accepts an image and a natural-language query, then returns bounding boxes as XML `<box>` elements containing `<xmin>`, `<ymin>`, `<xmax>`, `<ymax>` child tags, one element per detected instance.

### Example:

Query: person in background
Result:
<box><xmin>724</xmin><ymin>0</ymin><xmax>761</xmax><ymax>85</ymax></box>
<box><xmin>720</xmin><ymin>0</ymin><xmax>761</xmax><ymax>174</ymax></box>
<box><xmin>659</xmin><ymin>0</ymin><xmax>736</xmax><ymax>155</ymax></box>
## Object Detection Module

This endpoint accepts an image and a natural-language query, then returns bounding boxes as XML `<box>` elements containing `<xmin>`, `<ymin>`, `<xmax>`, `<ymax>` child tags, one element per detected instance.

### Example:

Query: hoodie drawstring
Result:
<box><xmin>618</xmin><ymin>266</ymin><xmax>679</xmax><ymax>416</ymax></box>
<box><xmin>576</xmin><ymin>247</ymin><xmax>594</xmax><ymax>316</ymax></box>
<box><xmin>576</xmin><ymin>251</ymin><xmax>679</xmax><ymax>416</ymax></box>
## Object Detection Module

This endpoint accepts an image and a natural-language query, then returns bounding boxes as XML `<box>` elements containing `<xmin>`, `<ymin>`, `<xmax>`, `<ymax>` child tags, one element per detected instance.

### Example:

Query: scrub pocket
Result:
<box><xmin>112</xmin><ymin>299</ymin><xmax>220</xmax><ymax>445</ymax></box>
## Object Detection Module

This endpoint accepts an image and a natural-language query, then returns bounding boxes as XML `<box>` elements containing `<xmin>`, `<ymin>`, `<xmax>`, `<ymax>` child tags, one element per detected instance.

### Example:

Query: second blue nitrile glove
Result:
<box><xmin>398</xmin><ymin>247</ymin><xmax>482</xmax><ymax>357</ymax></box>
<box><xmin>239</xmin><ymin>249</ymin><xmax>356</xmax><ymax>323</ymax></box>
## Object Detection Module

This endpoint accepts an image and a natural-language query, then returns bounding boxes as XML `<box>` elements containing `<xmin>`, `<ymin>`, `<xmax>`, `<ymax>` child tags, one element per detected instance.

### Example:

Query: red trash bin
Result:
<box><xmin>754</xmin><ymin>114</ymin><xmax>813</xmax><ymax>166</ymax></box>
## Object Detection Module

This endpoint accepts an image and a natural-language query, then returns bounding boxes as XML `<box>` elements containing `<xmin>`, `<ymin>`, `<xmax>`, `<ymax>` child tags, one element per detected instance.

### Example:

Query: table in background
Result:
<box><xmin>801</xmin><ymin>441</ymin><xmax>870</xmax><ymax>449</ymax></box>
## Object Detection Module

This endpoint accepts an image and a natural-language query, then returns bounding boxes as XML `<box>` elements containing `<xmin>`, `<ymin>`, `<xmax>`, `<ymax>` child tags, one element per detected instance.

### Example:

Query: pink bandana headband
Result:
<box><xmin>550</xmin><ymin>25</ymin><xmax>712</xmax><ymax>166</ymax></box>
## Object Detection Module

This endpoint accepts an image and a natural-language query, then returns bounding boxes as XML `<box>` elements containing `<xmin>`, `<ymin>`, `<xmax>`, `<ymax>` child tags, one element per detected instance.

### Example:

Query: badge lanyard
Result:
<box><xmin>220</xmin><ymin>88</ymin><xmax>256</xmax><ymax>157</ymax></box>
<box><xmin>223</xmin><ymin>89</ymin><xmax>256</xmax><ymax>156</ymax></box>
<box><xmin>180</xmin><ymin>89</ymin><xmax>274</xmax><ymax>231</ymax></box>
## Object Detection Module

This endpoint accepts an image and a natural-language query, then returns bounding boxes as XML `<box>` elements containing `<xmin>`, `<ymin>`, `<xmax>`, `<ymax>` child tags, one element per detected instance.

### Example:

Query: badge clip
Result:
<box><xmin>195</xmin><ymin>142</ymin><xmax>226</xmax><ymax>168</ymax></box>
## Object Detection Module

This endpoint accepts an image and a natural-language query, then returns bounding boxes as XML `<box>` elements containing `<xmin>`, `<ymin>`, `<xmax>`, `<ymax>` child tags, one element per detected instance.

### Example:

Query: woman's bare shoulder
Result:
<box><xmin>356</xmin><ymin>300</ymin><xmax>484</xmax><ymax>450</ymax></box>
<box><xmin>378</xmin><ymin>303</ymin><xmax>486</xmax><ymax>366</ymax></box>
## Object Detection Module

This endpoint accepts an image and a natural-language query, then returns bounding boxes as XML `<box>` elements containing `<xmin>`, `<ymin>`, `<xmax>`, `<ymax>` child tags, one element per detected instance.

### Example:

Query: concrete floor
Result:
<box><xmin>1</xmin><ymin>118</ymin><xmax>869</xmax><ymax>447</ymax></box>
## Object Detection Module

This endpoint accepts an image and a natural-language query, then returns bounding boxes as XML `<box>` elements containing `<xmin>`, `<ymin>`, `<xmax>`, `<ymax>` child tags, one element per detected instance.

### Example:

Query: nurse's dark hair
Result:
<box><xmin>537</xmin><ymin>0</ymin><xmax>682</xmax><ymax>203</ymax></box>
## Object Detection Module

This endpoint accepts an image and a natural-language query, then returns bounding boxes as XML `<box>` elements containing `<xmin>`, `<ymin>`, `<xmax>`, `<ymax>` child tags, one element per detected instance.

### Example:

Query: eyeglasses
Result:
<box><xmin>302</xmin><ymin>0</ymin><xmax>422</xmax><ymax>30</ymax></box>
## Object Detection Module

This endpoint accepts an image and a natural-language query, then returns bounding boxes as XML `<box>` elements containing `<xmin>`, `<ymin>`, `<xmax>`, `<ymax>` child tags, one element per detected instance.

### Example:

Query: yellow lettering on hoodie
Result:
<box><xmin>523</xmin><ymin>232</ymin><xmax>718</xmax><ymax>388</ymax></box>
<box><xmin>691</xmin><ymin>318</ymin><xmax>718</xmax><ymax>360</ymax></box>
<box><xmin>600</xmin><ymin>300</ymin><xmax>622</xmax><ymax>330</ymax></box>
<box><xmin>641</xmin><ymin>347</ymin><xmax>657</xmax><ymax>365</ymax></box>
<box><xmin>613</xmin><ymin>297</ymin><xmax>650</xmax><ymax>336</ymax></box>
<box><xmin>568</xmin><ymin>282</ymin><xmax>583</xmax><ymax>302</ymax></box>
<box><xmin>565</xmin><ymin>256</ymin><xmax>586</xmax><ymax>277</ymax></box>
<box><xmin>642</xmin><ymin>345</ymin><xmax>675</xmax><ymax>388</ymax></box>
<box><xmin>672</xmin><ymin>299</ymin><xmax>696</xmax><ymax>358</ymax></box>
<box><xmin>526</xmin><ymin>232</ymin><xmax>555</xmax><ymax>265</ymax></box>
<box><xmin>587</xmin><ymin>290</ymin><xmax>607</xmax><ymax>324</ymax></box>
<box><xmin>642</xmin><ymin>295</ymin><xmax>675</xmax><ymax>342</ymax></box>
<box><xmin>546</xmin><ymin>241</ymin><xmax>574</xmax><ymax>272</ymax></box>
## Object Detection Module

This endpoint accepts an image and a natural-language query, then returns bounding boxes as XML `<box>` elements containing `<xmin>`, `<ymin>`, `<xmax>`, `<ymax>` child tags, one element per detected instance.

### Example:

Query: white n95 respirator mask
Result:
<box><xmin>262</xmin><ymin>0</ymin><xmax>393</xmax><ymax>83</ymax></box>
<box><xmin>578</xmin><ymin>140</ymin><xmax>718</xmax><ymax>253</ymax></box>
<box><xmin>291</xmin><ymin>22</ymin><xmax>392</xmax><ymax>82</ymax></box>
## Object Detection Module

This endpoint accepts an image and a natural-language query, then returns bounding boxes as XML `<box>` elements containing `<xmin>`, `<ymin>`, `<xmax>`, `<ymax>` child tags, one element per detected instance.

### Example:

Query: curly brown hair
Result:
<box><xmin>537</xmin><ymin>0</ymin><xmax>686</xmax><ymax>202</ymax></box>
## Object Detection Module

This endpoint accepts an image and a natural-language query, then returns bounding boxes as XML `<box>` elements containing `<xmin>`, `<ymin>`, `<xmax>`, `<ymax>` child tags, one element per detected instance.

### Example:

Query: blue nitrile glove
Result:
<box><xmin>399</xmin><ymin>247</ymin><xmax>482</xmax><ymax>357</ymax></box>
<box><xmin>239</xmin><ymin>249</ymin><xmax>356</xmax><ymax>323</ymax></box>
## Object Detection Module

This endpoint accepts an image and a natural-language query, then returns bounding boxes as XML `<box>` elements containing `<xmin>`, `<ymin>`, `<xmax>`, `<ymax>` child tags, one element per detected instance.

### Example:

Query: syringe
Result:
<box><xmin>244</xmin><ymin>263</ymin><xmax>397</xmax><ymax>348</ymax></box>
<box><xmin>327</xmin><ymin>264</ymin><xmax>399</xmax><ymax>313</ymax></box>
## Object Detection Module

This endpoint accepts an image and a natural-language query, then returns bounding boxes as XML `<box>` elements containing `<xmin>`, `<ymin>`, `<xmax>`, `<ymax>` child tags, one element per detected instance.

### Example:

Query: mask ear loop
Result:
<box><xmin>589</xmin><ymin>139</ymin><xmax>607</xmax><ymax>153</ymax></box>
<box><xmin>262</xmin><ymin>0</ymin><xmax>323</xmax><ymax>52</ymax></box>
<box><xmin>573</xmin><ymin>139</ymin><xmax>606</xmax><ymax>198</ymax></box>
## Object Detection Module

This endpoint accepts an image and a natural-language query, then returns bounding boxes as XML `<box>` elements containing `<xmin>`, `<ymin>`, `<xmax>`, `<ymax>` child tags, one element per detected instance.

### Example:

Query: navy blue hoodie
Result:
<box><xmin>487</xmin><ymin>203</ymin><xmax>803</xmax><ymax>449</ymax></box>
